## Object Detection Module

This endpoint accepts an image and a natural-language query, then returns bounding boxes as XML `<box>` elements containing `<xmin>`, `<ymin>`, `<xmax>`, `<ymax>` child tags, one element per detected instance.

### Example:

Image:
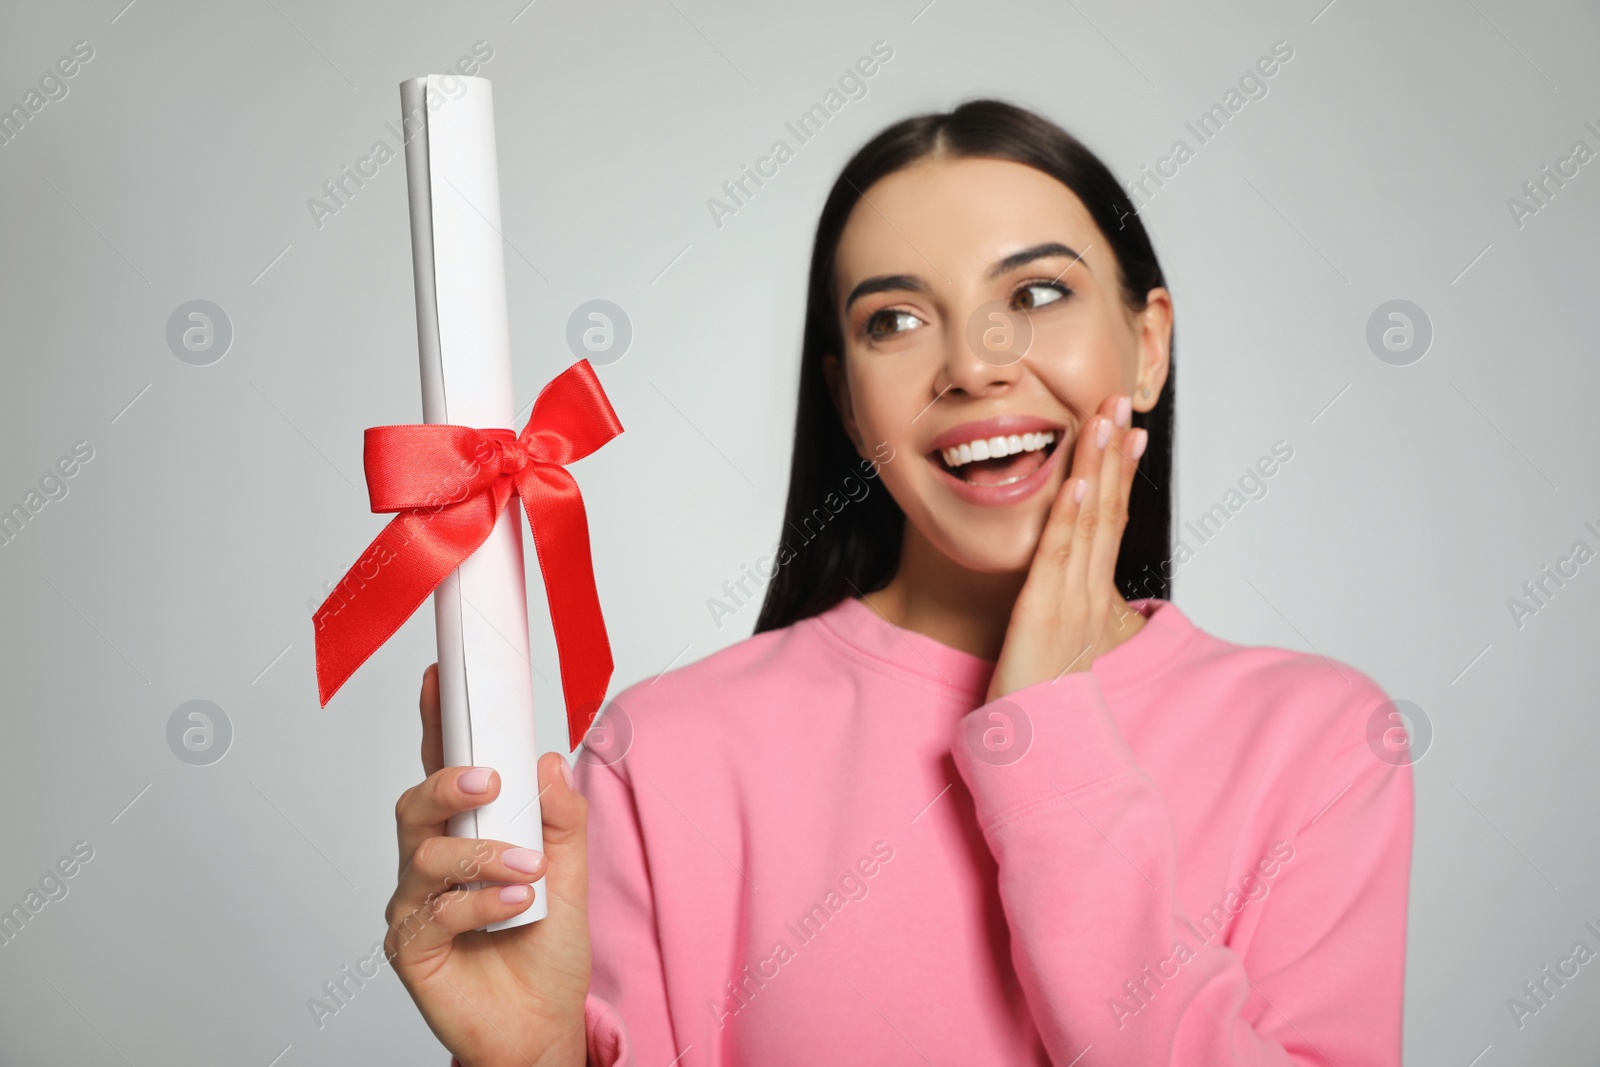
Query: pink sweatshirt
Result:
<box><xmin>549</xmin><ymin>595</ymin><xmax>1412</xmax><ymax>1065</ymax></box>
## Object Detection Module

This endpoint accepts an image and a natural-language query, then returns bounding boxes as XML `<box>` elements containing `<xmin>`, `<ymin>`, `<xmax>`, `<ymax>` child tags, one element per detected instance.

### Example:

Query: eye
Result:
<box><xmin>862</xmin><ymin>307</ymin><xmax>926</xmax><ymax>341</ymax></box>
<box><xmin>1012</xmin><ymin>280</ymin><xmax>1071</xmax><ymax>311</ymax></box>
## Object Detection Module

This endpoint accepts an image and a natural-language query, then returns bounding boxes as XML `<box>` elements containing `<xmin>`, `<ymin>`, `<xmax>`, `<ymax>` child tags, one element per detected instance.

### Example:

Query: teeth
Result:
<box><xmin>940</xmin><ymin>431</ymin><xmax>1055</xmax><ymax>469</ymax></box>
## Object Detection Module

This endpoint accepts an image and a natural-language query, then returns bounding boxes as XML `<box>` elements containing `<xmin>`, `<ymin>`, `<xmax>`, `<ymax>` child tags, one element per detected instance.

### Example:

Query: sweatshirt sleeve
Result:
<box><xmin>570</xmin><ymin>752</ymin><xmax>682</xmax><ymax>1067</ymax></box>
<box><xmin>446</xmin><ymin>992</ymin><xmax>626</xmax><ymax>1067</ymax></box>
<box><xmin>948</xmin><ymin>670</ymin><xmax>1412</xmax><ymax>1066</ymax></box>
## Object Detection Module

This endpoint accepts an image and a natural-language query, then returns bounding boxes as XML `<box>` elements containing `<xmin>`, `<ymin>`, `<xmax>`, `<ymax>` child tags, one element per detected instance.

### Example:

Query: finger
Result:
<box><xmin>540</xmin><ymin>752</ymin><xmax>590</xmax><ymax>919</ymax></box>
<box><xmin>1109</xmin><ymin>425</ymin><xmax>1148</xmax><ymax>630</ymax></box>
<box><xmin>1087</xmin><ymin>395</ymin><xmax>1137</xmax><ymax>595</ymax></box>
<box><xmin>385</xmin><ymin>879</ymin><xmax>539</xmax><ymax>964</ymax></box>
<box><xmin>1025</xmin><ymin>448</ymin><xmax>1087</xmax><ymax>587</ymax></box>
<box><xmin>1010</xmin><ymin>483</ymin><xmax>1086</xmax><ymax>675</ymax></box>
<box><xmin>1024</xmin><ymin>400</ymin><xmax>1110</xmax><ymax>584</ymax></box>
<box><xmin>419</xmin><ymin>663</ymin><xmax>442</xmax><ymax>778</ymax></box>
<box><xmin>396</xmin><ymin>765</ymin><xmax>501</xmax><ymax>874</ymax></box>
<box><xmin>394</xmin><ymin>834</ymin><xmax>546</xmax><ymax>907</ymax></box>
<box><xmin>1063</xmin><ymin>404</ymin><xmax>1119</xmax><ymax>600</ymax></box>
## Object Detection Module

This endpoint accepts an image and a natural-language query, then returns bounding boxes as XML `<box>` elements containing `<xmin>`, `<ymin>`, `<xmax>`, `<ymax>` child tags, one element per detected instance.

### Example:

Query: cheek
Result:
<box><xmin>847</xmin><ymin>359</ymin><xmax>933</xmax><ymax>447</ymax></box>
<box><xmin>874</xmin><ymin>454</ymin><xmax>924</xmax><ymax>511</ymax></box>
<box><xmin>1031</xmin><ymin>319</ymin><xmax>1132</xmax><ymax>402</ymax></box>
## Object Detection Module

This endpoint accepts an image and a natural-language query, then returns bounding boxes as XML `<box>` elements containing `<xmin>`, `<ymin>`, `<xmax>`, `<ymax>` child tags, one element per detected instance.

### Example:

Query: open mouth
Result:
<box><xmin>929</xmin><ymin>430</ymin><xmax>1062</xmax><ymax>487</ymax></box>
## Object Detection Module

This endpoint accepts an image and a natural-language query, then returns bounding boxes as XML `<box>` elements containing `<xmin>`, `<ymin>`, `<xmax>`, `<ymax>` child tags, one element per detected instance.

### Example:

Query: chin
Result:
<box><xmin>921</xmin><ymin>513</ymin><xmax>1046</xmax><ymax>575</ymax></box>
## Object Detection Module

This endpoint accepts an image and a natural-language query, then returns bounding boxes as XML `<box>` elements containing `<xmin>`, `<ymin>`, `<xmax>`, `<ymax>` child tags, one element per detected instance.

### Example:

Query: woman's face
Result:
<box><xmin>824</xmin><ymin>155</ymin><xmax>1173</xmax><ymax>575</ymax></box>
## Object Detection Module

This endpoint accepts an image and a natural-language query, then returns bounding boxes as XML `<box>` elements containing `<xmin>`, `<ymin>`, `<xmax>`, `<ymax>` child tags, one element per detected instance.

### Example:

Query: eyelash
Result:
<box><xmin>858</xmin><ymin>279</ymin><xmax>1073</xmax><ymax>342</ymax></box>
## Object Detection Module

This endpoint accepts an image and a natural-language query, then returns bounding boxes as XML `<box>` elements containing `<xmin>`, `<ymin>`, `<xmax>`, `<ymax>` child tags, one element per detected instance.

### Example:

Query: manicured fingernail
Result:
<box><xmin>1073</xmin><ymin>477</ymin><xmax>1089</xmax><ymax>503</ymax></box>
<box><xmin>498</xmin><ymin>884</ymin><xmax>531</xmax><ymax>904</ymax></box>
<box><xmin>1115</xmin><ymin>395</ymin><xmax>1132</xmax><ymax>428</ymax></box>
<box><xmin>1129</xmin><ymin>428</ymin><xmax>1149</xmax><ymax>460</ymax></box>
<box><xmin>502</xmin><ymin>848</ymin><xmax>543</xmax><ymax>874</ymax></box>
<box><xmin>558</xmin><ymin>759</ymin><xmax>574</xmax><ymax>791</ymax></box>
<box><xmin>459</xmin><ymin>767</ymin><xmax>494</xmax><ymax>794</ymax></box>
<box><xmin>1095</xmin><ymin>417</ymin><xmax>1111</xmax><ymax>449</ymax></box>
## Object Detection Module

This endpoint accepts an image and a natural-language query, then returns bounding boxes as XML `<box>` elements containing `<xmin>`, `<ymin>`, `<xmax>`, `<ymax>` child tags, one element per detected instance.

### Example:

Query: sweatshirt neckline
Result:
<box><xmin>810</xmin><ymin>593</ymin><xmax>1197</xmax><ymax>698</ymax></box>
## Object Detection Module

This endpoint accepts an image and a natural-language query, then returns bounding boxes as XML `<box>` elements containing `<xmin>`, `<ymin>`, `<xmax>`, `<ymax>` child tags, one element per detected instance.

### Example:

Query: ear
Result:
<box><xmin>1131</xmin><ymin>286</ymin><xmax>1174</xmax><ymax>414</ymax></box>
<box><xmin>821</xmin><ymin>352</ymin><xmax>865</xmax><ymax>455</ymax></box>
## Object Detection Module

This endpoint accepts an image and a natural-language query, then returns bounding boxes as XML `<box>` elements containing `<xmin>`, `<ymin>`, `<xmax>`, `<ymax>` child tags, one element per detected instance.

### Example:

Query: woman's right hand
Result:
<box><xmin>385</xmin><ymin>663</ymin><xmax>592</xmax><ymax>1067</ymax></box>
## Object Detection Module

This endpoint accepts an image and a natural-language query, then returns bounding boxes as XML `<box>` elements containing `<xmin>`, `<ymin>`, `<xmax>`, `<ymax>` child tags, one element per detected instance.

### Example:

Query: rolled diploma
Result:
<box><xmin>400</xmin><ymin>74</ymin><xmax>547</xmax><ymax>929</ymax></box>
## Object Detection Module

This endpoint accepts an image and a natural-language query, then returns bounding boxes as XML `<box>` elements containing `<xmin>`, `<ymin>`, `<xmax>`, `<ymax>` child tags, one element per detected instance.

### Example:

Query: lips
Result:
<box><xmin>924</xmin><ymin>414</ymin><xmax>1070</xmax><ymax>507</ymax></box>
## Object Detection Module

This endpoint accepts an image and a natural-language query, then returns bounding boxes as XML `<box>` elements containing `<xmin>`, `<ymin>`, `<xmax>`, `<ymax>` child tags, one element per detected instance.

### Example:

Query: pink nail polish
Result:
<box><xmin>558</xmin><ymin>759</ymin><xmax>575</xmax><ymax>791</ymax></box>
<box><xmin>502</xmin><ymin>848</ymin><xmax>543</xmax><ymax>874</ymax></box>
<box><xmin>1115</xmin><ymin>395</ymin><xmax>1132</xmax><ymax>428</ymax></box>
<box><xmin>1130</xmin><ymin>428</ymin><xmax>1149</xmax><ymax>460</ymax></box>
<box><xmin>1073</xmin><ymin>477</ymin><xmax>1089</xmax><ymax>503</ymax></box>
<box><xmin>459</xmin><ymin>767</ymin><xmax>493</xmax><ymax>794</ymax></box>
<box><xmin>498</xmin><ymin>884</ymin><xmax>531</xmax><ymax>904</ymax></box>
<box><xmin>1095</xmin><ymin>418</ymin><xmax>1111</xmax><ymax>449</ymax></box>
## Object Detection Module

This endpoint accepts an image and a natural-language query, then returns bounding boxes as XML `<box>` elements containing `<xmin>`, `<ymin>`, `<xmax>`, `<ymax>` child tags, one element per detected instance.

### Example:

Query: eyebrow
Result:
<box><xmin>841</xmin><ymin>241</ymin><xmax>1086</xmax><ymax>314</ymax></box>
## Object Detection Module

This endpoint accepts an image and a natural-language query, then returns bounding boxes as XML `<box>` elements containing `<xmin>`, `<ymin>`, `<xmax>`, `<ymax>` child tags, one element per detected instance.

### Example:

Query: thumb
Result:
<box><xmin>536</xmin><ymin>751</ymin><xmax>588</xmax><ymax>917</ymax></box>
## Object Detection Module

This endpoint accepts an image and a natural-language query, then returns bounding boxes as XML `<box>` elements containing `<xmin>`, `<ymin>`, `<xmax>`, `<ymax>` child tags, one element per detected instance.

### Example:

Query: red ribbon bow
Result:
<box><xmin>313</xmin><ymin>358</ymin><xmax>623</xmax><ymax>751</ymax></box>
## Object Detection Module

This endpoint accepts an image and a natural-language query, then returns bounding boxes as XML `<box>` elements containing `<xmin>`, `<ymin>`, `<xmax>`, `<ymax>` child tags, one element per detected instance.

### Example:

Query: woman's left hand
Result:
<box><xmin>984</xmin><ymin>392</ymin><xmax>1148</xmax><ymax>704</ymax></box>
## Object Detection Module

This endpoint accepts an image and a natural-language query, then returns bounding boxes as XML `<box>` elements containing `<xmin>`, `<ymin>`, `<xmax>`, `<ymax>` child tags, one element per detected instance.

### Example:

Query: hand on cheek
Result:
<box><xmin>984</xmin><ymin>392</ymin><xmax>1146</xmax><ymax>703</ymax></box>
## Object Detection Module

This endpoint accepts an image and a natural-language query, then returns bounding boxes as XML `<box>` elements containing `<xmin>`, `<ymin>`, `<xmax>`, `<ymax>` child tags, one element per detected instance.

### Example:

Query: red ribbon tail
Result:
<box><xmin>313</xmin><ymin>501</ymin><xmax>495</xmax><ymax>706</ymax></box>
<box><xmin>516</xmin><ymin>465</ymin><xmax>615</xmax><ymax>750</ymax></box>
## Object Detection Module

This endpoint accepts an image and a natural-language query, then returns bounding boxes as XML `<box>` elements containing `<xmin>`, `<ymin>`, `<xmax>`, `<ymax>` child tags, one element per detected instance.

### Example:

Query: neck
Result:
<box><xmin>866</xmin><ymin>523</ymin><xmax>1027</xmax><ymax>662</ymax></box>
<box><xmin>866</xmin><ymin>521</ymin><xmax>1144</xmax><ymax>662</ymax></box>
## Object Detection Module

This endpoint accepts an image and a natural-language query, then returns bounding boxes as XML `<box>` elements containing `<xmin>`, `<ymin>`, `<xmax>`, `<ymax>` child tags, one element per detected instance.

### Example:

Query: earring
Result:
<box><xmin>1140</xmin><ymin>386</ymin><xmax>1151</xmax><ymax>398</ymax></box>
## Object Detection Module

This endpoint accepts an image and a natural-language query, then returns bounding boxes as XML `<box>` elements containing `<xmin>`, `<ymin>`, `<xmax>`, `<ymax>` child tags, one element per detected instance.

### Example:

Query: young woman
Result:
<box><xmin>384</xmin><ymin>99</ymin><xmax>1413</xmax><ymax>1067</ymax></box>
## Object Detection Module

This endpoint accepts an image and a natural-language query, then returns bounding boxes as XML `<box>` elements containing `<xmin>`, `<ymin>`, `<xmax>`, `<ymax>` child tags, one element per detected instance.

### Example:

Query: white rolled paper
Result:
<box><xmin>400</xmin><ymin>74</ymin><xmax>546</xmax><ymax>929</ymax></box>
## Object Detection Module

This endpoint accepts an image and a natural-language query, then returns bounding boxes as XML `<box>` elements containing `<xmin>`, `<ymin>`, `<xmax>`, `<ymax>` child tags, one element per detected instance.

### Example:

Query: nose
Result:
<box><xmin>936</xmin><ymin>305</ymin><xmax>1026</xmax><ymax>396</ymax></box>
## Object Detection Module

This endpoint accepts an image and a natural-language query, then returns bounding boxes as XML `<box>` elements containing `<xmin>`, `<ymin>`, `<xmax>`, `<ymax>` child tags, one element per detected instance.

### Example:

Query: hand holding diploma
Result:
<box><xmin>384</xmin><ymin>664</ymin><xmax>591</xmax><ymax>1067</ymax></box>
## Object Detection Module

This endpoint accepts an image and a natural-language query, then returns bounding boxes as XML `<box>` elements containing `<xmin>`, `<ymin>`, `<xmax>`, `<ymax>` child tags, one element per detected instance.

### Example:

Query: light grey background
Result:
<box><xmin>1</xmin><ymin>0</ymin><xmax>1596</xmax><ymax>1063</ymax></box>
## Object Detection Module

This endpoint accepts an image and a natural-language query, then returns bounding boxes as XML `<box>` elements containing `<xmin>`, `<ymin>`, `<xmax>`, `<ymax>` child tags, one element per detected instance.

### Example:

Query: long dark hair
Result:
<box><xmin>753</xmin><ymin>98</ymin><xmax>1175</xmax><ymax>635</ymax></box>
